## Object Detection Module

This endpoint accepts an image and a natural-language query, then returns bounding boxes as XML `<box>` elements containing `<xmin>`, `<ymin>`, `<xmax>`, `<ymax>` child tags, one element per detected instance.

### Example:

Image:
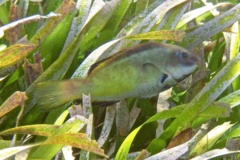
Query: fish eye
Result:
<box><xmin>181</xmin><ymin>52</ymin><xmax>188</xmax><ymax>59</ymax></box>
<box><xmin>177</xmin><ymin>51</ymin><xmax>199</xmax><ymax>66</ymax></box>
<box><xmin>177</xmin><ymin>51</ymin><xmax>189</xmax><ymax>63</ymax></box>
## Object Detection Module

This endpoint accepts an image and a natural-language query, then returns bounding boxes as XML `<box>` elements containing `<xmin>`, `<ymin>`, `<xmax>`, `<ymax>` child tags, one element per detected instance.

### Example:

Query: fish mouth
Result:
<box><xmin>174</xmin><ymin>73</ymin><xmax>191</xmax><ymax>82</ymax></box>
<box><xmin>164</xmin><ymin>67</ymin><xmax>193</xmax><ymax>83</ymax></box>
<box><xmin>169</xmin><ymin>72</ymin><xmax>191</xmax><ymax>82</ymax></box>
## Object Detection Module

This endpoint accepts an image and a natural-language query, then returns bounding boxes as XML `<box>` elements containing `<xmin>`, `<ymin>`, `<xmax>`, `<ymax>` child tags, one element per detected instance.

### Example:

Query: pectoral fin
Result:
<box><xmin>142</xmin><ymin>62</ymin><xmax>159</xmax><ymax>73</ymax></box>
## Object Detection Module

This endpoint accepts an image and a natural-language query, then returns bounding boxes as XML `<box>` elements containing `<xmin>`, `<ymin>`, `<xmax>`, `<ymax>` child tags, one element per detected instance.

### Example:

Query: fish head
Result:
<box><xmin>162</xmin><ymin>45</ymin><xmax>199</xmax><ymax>83</ymax></box>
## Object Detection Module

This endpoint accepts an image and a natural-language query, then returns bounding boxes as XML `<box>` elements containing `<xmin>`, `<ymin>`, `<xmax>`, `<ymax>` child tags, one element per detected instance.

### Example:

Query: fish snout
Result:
<box><xmin>188</xmin><ymin>53</ymin><xmax>200</xmax><ymax>66</ymax></box>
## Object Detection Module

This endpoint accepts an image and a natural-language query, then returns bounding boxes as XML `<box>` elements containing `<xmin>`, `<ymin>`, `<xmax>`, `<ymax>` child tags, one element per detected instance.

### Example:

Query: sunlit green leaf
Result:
<box><xmin>218</xmin><ymin>123</ymin><xmax>240</xmax><ymax>142</ymax></box>
<box><xmin>0</xmin><ymin>144</ymin><xmax>38</xmax><ymax>160</ymax></box>
<box><xmin>0</xmin><ymin>124</ymin><xmax>59</xmax><ymax>136</ymax></box>
<box><xmin>183</xmin><ymin>3</ymin><xmax>240</xmax><ymax>48</ymax></box>
<box><xmin>30</xmin><ymin>0</ymin><xmax>75</xmax><ymax>44</ymax></box>
<box><xmin>116</xmin><ymin>104</ymin><xmax>186</xmax><ymax>160</ymax></box>
<box><xmin>219</xmin><ymin>89</ymin><xmax>240</xmax><ymax>108</ymax></box>
<box><xmin>79</xmin><ymin>0</ymin><xmax>124</xmax><ymax>53</ymax></box>
<box><xmin>28</xmin><ymin>118</ymin><xmax>87</xmax><ymax>159</ymax></box>
<box><xmin>192</xmin><ymin>148</ymin><xmax>240</xmax><ymax>160</ymax></box>
<box><xmin>176</xmin><ymin>3</ymin><xmax>230</xmax><ymax>29</ymax></box>
<box><xmin>188</xmin><ymin>122</ymin><xmax>233</xmax><ymax>158</ymax></box>
<box><xmin>127</xmin><ymin>30</ymin><xmax>185</xmax><ymax>41</ymax></box>
<box><xmin>43</xmin><ymin>133</ymin><xmax>107</xmax><ymax>158</ymax></box>
<box><xmin>158</xmin><ymin>0</ymin><xmax>190</xmax><ymax>30</ymax></box>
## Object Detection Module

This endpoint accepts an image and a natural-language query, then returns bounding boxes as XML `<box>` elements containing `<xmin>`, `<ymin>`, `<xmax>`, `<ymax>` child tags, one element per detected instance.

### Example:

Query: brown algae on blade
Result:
<box><xmin>0</xmin><ymin>43</ymin><xmax>36</xmax><ymax>70</ymax></box>
<box><xmin>0</xmin><ymin>92</ymin><xmax>28</xmax><ymax>118</ymax></box>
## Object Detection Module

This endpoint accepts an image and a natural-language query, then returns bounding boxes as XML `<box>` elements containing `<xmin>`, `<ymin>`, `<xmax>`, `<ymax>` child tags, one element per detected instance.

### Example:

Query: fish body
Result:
<box><xmin>35</xmin><ymin>42</ymin><xmax>199</xmax><ymax>110</ymax></box>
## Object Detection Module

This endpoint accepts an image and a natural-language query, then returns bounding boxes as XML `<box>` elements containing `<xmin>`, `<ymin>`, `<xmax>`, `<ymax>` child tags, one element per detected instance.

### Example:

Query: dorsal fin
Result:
<box><xmin>88</xmin><ymin>56</ymin><xmax>113</xmax><ymax>74</ymax></box>
<box><xmin>87</xmin><ymin>42</ymin><xmax>162</xmax><ymax>75</ymax></box>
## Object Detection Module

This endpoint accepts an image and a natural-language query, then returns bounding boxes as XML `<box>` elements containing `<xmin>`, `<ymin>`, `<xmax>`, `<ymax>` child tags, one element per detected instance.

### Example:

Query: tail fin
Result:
<box><xmin>34</xmin><ymin>79</ymin><xmax>83</xmax><ymax>110</ymax></box>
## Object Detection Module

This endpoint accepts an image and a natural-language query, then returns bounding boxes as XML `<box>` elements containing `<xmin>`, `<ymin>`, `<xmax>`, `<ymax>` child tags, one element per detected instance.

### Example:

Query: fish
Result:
<box><xmin>34</xmin><ymin>42</ymin><xmax>199</xmax><ymax>110</ymax></box>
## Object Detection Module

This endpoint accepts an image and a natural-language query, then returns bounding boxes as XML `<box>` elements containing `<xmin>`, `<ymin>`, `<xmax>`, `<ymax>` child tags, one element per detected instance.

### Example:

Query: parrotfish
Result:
<box><xmin>34</xmin><ymin>42</ymin><xmax>199</xmax><ymax>110</ymax></box>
